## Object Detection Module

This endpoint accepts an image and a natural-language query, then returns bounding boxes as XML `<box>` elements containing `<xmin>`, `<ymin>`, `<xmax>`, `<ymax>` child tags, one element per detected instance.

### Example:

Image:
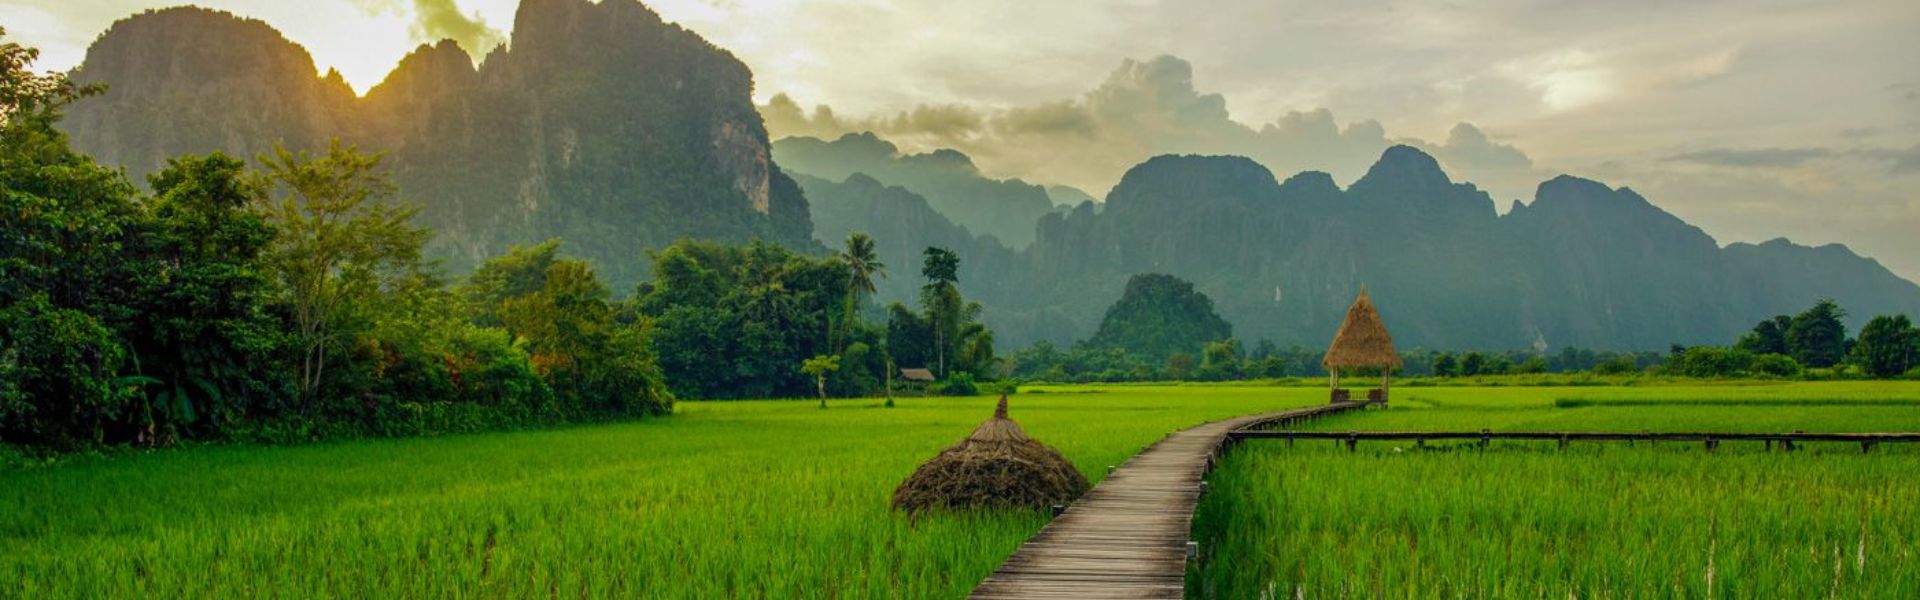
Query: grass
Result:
<box><xmin>1192</xmin><ymin>381</ymin><xmax>1920</xmax><ymax>599</ymax></box>
<box><xmin>10</xmin><ymin>380</ymin><xmax>1919</xmax><ymax>598</ymax></box>
<box><xmin>0</xmin><ymin>385</ymin><xmax>1321</xmax><ymax>599</ymax></box>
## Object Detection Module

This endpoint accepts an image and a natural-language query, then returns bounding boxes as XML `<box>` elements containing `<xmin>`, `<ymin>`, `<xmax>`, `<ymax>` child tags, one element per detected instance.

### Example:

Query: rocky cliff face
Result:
<box><xmin>1004</xmin><ymin>146</ymin><xmax>1920</xmax><ymax>351</ymax></box>
<box><xmin>62</xmin><ymin>1</ymin><xmax>814</xmax><ymax>288</ymax></box>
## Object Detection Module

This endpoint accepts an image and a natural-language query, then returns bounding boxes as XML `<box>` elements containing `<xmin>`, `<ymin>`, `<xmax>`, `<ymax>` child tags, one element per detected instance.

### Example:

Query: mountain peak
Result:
<box><xmin>1356</xmin><ymin>145</ymin><xmax>1450</xmax><ymax>189</ymax></box>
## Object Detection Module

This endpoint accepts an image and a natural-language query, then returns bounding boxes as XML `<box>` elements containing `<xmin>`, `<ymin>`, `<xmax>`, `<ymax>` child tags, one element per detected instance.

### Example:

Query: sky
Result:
<box><xmin>5</xmin><ymin>0</ymin><xmax>1919</xmax><ymax>280</ymax></box>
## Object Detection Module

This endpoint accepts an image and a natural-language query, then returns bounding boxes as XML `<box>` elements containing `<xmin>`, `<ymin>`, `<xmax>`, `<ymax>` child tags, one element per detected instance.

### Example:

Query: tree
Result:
<box><xmin>1198</xmin><ymin>339</ymin><xmax>1243</xmax><ymax>381</ymax></box>
<box><xmin>801</xmin><ymin>355</ymin><xmax>841</xmax><ymax>407</ymax></box>
<box><xmin>1458</xmin><ymin>352</ymin><xmax>1487</xmax><ymax>377</ymax></box>
<box><xmin>483</xmin><ymin>248</ymin><xmax>672</xmax><ymax>416</ymax></box>
<box><xmin>837</xmin><ymin>233</ymin><xmax>884</xmax><ymax>353</ymax></box>
<box><xmin>920</xmin><ymin>247</ymin><xmax>962</xmax><ymax>377</ymax></box>
<box><xmin>1431</xmin><ymin>353</ymin><xmax>1459</xmax><ymax>378</ymax></box>
<box><xmin>1852</xmin><ymin>314</ymin><xmax>1917</xmax><ymax>378</ymax></box>
<box><xmin>1786</xmin><ymin>299</ymin><xmax>1848</xmax><ymax>368</ymax></box>
<box><xmin>1</xmin><ymin>26</ymin><xmax>103</xmax><ymax>128</ymax></box>
<box><xmin>256</xmin><ymin>142</ymin><xmax>429</xmax><ymax>412</ymax></box>
<box><xmin>1</xmin><ymin>32</ymin><xmax>144</xmax><ymax>447</ymax></box>
<box><xmin>1736</xmin><ymin>315</ymin><xmax>1792</xmax><ymax>355</ymax></box>
<box><xmin>1165</xmin><ymin>353</ymin><xmax>1196</xmax><ymax>380</ymax></box>
<box><xmin>132</xmin><ymin>153</ymin><xmax>288</xmax><ymax>438</ymax></box>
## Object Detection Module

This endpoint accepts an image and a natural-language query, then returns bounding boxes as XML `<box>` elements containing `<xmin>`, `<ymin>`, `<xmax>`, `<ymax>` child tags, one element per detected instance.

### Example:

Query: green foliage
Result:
<box><xmin>1592</xmin><ymin>355</ymin><xmax>1640</xmax><ymax>376</ymax></box>
<box><xmin>130</xmin><ymin>153</ymin><xmax>290</xmax><ymax>439</ymax></box>
<box><xmin>1085</xmin><ymin>273</ymin><xmax>1232</xmax><ymax>363</ymax></box>
<box><xmin>800</xmin><ymin>354</ymin><xmax>840</xmax><ymax>405</ymax></box>
<box><xmin>255</xmin><ymin>141</ymin><xmax>429</xmax><ymax>411</ymax></box>
<box><xmin>1735</xmin><ymin>314</ymin><xmax>1792</xmax><ymax>355</ymax></box>
<box><xmin>639</xmin><ymin>239</ymin><xmax>883</xmax><ymax>400</ymax></box>
<box><xmin>1196</xmin><ymin>339</ymin><xmax>1243</xmax><ymax>381</ymax></box>
<box><xmin>1751</xmin><ymin>352</ymin><xmax>1803</xmax><ymax>377</ymax></box>
<box><xmin>930</xmin><ymin>371</ymin><xmax>979</xmax><ymax>396</ymax></box>
<box><xmin>835</xmin><ymin>232</ymin><xmax>885</xmax><ymax>353</ymax></box>
<box><xmin>1786</xmin><ymin>299</ymin><xmax>1848</xmax><ymax>368</ymax></box>
<box><xmin>1852</xmin><ymin>314</ymin><xmax>1918</xmax><ymax>378</ymax></box>
<box><xmin>1</xmin><ymin>31</ymin><xmax>668</xmax><ymax>447</ymax></box>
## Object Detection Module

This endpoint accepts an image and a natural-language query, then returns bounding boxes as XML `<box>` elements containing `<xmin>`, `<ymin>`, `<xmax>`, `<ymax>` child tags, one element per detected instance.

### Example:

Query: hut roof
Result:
<box><xmin>1322</xmin><ymin>288</ymin><xmax>1403</xmax><ymax>369</ymax></box>
<box><xmin>900</xmin><ymin>368</ymin><xmax>936</xmax><ymax>382</ymax></box>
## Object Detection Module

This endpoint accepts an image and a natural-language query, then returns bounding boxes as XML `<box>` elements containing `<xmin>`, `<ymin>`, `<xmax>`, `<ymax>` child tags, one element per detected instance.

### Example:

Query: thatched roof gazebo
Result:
<box><xmin>892</xmin><ymin>395</ymin><xmax>1088</xmax><ymax>514</ymax></box>
<box><xmin>1322</xmin><ymin>287</ymin><xmax>1402</xmax><ymax>406</ymax></box>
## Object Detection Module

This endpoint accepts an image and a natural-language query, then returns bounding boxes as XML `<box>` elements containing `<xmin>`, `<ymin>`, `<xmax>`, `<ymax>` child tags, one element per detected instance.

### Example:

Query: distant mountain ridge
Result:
<box><xmin>61</xmin><ymin>1</ymin><xmax>814</xmax><ymax>287</ymax></box>
<box><xmin>795</xmin><ymin>135</ymin><xmax>1920</xmax><ymax>351</ymax></box>
<box><xmin>774</xmin><ymin>133</ymin><xmax>1073</xmax><ymax>248</ymax></box>
<box><xmin>1009</xmin><ymin>147</ymin><xmax>1920</xmax><ymax>350</ymax></box>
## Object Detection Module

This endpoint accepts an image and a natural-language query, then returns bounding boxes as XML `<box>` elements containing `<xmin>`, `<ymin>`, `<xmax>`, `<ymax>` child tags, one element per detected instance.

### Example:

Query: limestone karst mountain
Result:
<box><xmin>62</xmin><ymin>1</ymin><xmax>814</xmax><ymax>287</ymax></box>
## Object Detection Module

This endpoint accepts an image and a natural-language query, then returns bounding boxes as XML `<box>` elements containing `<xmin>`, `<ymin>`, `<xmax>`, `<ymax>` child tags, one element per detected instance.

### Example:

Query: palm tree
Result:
<box><xmin>838</xmin><ymin>233</ymin><xmax>885</xmax><ymax>353</ymax></box>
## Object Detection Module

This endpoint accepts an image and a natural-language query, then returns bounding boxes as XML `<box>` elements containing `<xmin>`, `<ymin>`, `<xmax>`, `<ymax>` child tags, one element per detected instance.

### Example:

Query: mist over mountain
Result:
<box><xmin>61</xmin><ymin>1</ymin><xmax>814</xmax><ymax>287</ymax></box>
<box><xmin>774</xmin><ymin>133</ymin><xmax>1059</xmax><ymax>248</ymax></box>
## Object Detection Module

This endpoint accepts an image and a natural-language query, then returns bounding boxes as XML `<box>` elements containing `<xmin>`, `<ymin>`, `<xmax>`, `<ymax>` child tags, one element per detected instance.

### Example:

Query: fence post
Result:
<box><xmin>1558</xmin><ymin>434</ymin><xmax>1568</xmax><ymax>450</ymax></box>
<box><xmin>1346</xmin><ymin>433</ymin><xmax>1358</xmax><ymax>452</ymax></box>
<box><xmin>1479</xmin><ymin>429</ymin><xmax>1490</xmax><ymax>450</ymax></box>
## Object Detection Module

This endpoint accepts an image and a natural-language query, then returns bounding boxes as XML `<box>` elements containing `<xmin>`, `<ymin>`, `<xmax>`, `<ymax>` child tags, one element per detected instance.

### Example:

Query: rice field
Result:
<box><xmin>1191</xmin><ymin>381</ymin><xmax>1920</xmax><ymax>599</ymax></box>
<box><xmin>0</xmin><ymin>385</ymin><xmax>1319</xmax><ymax>599</ymax></box>
<box><xmin>7</xmin><ymin>381</ymin><xmax>1919</xmax><ymax>598</ymax></box>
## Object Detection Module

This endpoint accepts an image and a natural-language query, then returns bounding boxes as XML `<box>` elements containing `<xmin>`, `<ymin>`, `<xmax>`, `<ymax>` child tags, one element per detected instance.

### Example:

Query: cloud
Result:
<box><xmin>1666</xmin><ymin>147</ymin><xmax>1836</xmax><ymax>168</ymax></box>
<box><xmin>410</xmin><ymin>0</ymin><xmax>502</xmax><ymax>54</ymax></box>
<box><xmin>1665</xmin><ymin>146</ymin><xmax>1920</xmax><ymax>174</ymax></box>
<box><xmin>353</xmin><ymin>0</ymin><xmax>503</xmax><ymax>56</ymax></box>
<box><xmin>763</xmin><ymin>54</ymin><xmax>1543</xmax><ymax>203</ymax></box>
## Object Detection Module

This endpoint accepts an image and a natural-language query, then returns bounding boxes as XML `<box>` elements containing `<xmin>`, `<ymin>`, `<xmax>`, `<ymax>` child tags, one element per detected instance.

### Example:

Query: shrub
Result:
<box><xmin>1750</xmin><ymin>353</ymin><xmax>1803</xmax><ymax>378</ymax></box>
<box><xmin>931</xmin><ymin>372</ymin><xmax>979</xmax><ymax>396</ymax></box>
<box><xmin>1592</xmin><ymin>355</ymin><xmax>1638</xmax><ymax>376</ymax></box>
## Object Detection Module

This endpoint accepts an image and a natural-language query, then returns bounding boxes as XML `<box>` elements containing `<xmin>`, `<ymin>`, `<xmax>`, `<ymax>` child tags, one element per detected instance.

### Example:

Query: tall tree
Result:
<box><xmin>132</xmin><ymin>153</ymin><xmax>286</xmax><ymax>438</ymax></box>
<box><xmin>255</xmin><ymin>141</ymin><xmax>428</xmax><ymax>412</ymax></box>
<box><xmin>1851</xmin><ymin>315</ymin><xmax>1917</xmax><ymax>378</ymax></box>
<box><xmin>837</xmin><ymin>232</ymin><xmax>884</xmax><ymax>353</ymax></box>
<box><xmin>1786</xmin><ymin>299</ymin><xmax>1848</xmax><ymax>368</ymax></box>
<box><xmin>1</xmin><ymin>30</ymin><xmax>143</xmax><ymax>447</ymax></box>
<box><xmin>920</xmin><ymin>247</ymin><xmax>962</xmax><ymax>377</ymax></box>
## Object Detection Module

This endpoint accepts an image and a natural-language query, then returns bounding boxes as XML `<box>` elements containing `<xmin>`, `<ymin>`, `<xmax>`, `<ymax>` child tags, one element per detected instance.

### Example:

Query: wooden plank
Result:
<box><xmin>967</xmin><ymin>402</ymin><xmax>1364</xmax><ymax>599</ymax></box>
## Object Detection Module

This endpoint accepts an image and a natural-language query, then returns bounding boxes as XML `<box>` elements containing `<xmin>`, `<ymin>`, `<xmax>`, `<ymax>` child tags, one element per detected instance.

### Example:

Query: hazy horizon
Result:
<box><xmin>4</xmin><ymin>0</ymin><xmax>1917</xmax><ymax>281</ymax></box>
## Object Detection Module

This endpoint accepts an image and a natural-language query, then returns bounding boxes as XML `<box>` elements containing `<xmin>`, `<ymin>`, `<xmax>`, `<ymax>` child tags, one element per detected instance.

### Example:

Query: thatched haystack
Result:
<box><xmin>891</xmin><ymin>395</ymin><xmax>1088</xmax><ymax>513</ymax></box>
<box><xmin>1322</xmin><ymin>287</ymin><xmax>1402</xmax><ymax>370</ymax></box>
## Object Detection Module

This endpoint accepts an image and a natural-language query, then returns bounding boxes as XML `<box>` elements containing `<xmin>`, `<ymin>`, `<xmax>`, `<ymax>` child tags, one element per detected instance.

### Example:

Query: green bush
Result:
<box><xmin>931</xmin><ymin>372</ymin><xmax>979</xmax><ymax>396</ymax></box>
<box><xmin>1750</xmin><ymin>353</ymin><xmax>1803</xmax><ymax>378</ymax></box>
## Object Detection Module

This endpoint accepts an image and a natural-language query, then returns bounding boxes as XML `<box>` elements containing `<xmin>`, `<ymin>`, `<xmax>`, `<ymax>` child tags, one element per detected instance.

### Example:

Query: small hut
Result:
<box><xmin>898</xmin><ymin>368</ymin><xmax>936</xmax><ymax>383</ymax></box>
<box><xmin>1322</xmin><ymin>288</ymin><xmax>1402</xmax><ymax>406</ymax></box>
<box><xmin>892</xmin><ymin>395</ymin><xmax>1088</xmax><ymax>513</ymax></box>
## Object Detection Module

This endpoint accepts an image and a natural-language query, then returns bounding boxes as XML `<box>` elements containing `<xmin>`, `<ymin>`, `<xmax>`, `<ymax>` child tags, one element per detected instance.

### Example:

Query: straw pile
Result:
<box><xmin>891</xmin><ymin>395</ymin><xmax>1088</xmax><ymax>513</ymax></box>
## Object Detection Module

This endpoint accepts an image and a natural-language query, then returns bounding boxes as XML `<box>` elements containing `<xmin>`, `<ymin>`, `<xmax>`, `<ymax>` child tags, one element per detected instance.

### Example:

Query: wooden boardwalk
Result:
<box><xmin>969</xmin><ymin>402</ymin><xmax>1364</xmax><ymax>599</ymax></box>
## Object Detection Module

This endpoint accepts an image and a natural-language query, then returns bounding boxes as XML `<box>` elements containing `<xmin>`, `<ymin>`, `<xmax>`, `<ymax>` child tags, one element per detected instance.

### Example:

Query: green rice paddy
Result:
<box><xmin>5</xmin><ymin>381</ymin><xmax>1918</xmax><ymax>598</ymax></box>
<box><xmin>0</xmin><ymin>385</ymin><xmax>1316</xmax><ymax>598</ymax></box>
<box><xmin>1191</xmin><ymin>381</ymin><xmax>1920</xmax><ymax>599</ymax></box>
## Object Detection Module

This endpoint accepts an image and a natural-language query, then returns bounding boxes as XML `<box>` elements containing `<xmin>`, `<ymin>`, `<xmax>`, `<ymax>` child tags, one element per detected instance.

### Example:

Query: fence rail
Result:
<box><xmin>1226</xmin><ymin>429</ymin><xmax>1920</xmax><ymax>452</ymax></box>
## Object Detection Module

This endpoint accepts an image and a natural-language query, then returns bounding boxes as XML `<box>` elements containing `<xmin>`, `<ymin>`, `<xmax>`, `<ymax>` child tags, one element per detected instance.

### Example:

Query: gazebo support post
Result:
<box><xmin>1329</xmin><ymin>367</ymin><xmax>1341</xmax><ymax>404</ymax></box>
<box><xmin>1380</xmin><ymin>370</ymin><xmax>1390</xmax><ymax>407</ymax></box>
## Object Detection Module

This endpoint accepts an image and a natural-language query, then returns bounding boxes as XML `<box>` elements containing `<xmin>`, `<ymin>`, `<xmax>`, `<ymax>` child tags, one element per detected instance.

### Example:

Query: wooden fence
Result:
<box><xmin>1226</xmin><ymin>429</ymin><xmax>1920</xmax><ymax>453</ymax></box>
